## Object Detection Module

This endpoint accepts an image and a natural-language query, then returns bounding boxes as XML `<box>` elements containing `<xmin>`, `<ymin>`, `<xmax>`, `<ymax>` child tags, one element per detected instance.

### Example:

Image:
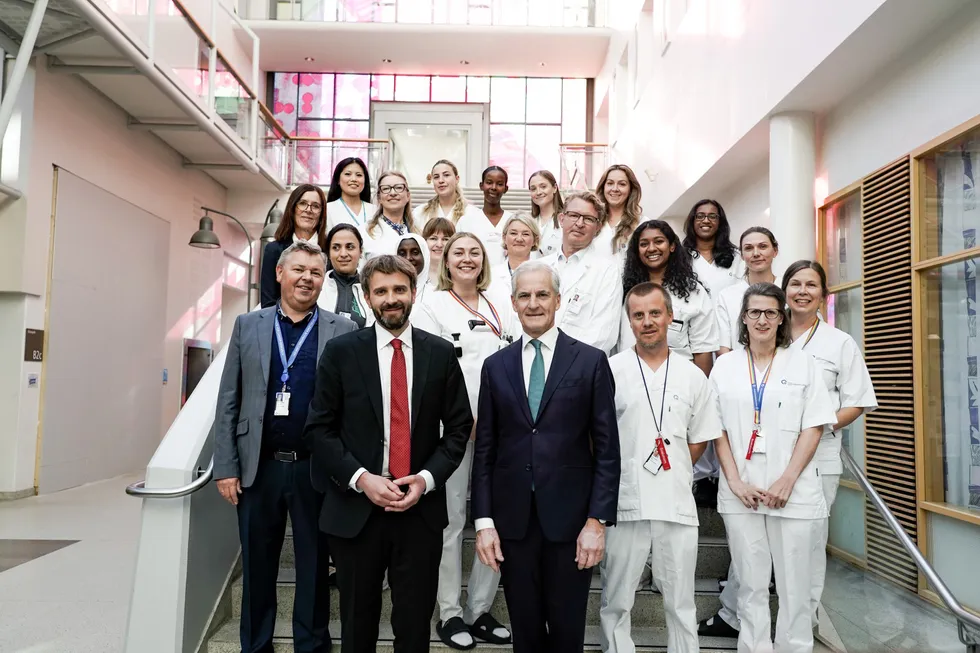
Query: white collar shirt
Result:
<box><xmin>520</xmin><ymin>325</ymin><xmax>559</xmax><ymax>393</ymax></box>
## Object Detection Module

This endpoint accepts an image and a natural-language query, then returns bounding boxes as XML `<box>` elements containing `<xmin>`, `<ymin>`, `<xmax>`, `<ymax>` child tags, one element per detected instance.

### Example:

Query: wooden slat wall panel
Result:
<box><xmin>861</xmin><ymin>155</ymin><xmax>918</xmax><ymax>592</ymax></box>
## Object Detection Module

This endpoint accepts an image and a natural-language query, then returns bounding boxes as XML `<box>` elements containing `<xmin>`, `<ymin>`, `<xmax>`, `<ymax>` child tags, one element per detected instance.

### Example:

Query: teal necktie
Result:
<box><xmin>528</xmin><ymin>339</ymin><xmax>545</xmax><ymax>420</ymax></box>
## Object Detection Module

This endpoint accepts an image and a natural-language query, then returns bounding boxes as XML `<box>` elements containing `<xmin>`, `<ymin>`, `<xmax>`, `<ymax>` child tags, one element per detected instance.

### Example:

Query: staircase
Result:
<box><xmin>204</xmin><ymin>507</ymin><xmax>771</xmax><ymax>652</ymax></box>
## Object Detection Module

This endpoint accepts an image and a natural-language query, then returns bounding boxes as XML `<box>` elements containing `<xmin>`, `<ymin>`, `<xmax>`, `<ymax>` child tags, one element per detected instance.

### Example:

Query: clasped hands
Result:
<box><xmin>356</xmin><ymin>472</ymin><xmax>426</xmax><ymax>512</ymax></box>
<box><xmin>729</xmin><ymin>474</ymin><xmax>798</xmax><ymax>510</ymax></box>
<box><xmin>475</xmin><ymin>517</ymin><xmax>606</xmax><ymax>574</ymax></box>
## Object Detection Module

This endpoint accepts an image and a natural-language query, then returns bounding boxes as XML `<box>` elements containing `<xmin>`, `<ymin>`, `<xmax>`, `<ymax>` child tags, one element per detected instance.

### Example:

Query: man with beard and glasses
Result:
<box><xmin>304</xmin><ymin>254</ymin><xmax>473</xmax><ymax>653</ymax></box>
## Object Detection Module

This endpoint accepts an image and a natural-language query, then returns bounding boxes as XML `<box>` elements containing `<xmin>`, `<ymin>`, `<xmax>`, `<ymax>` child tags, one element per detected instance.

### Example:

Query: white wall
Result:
<box><xmin>0</xmin><ymin>58</ymin><xmax>244</xmax><ymax>495</ymax></box>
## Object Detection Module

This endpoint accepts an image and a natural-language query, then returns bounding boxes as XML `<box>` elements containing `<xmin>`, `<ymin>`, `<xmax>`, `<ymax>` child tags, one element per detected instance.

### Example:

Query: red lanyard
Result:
<box><xmin>448</xmin><ymin>290</ymin><xmax>502</xmax><ymax>338</ymax></box>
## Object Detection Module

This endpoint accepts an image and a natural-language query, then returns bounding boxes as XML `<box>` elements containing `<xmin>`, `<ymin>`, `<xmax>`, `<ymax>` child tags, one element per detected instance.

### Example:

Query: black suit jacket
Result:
<box><xmin>303</xmin><ymin>325</ymin><xmax>473</xmax><ymax>538</ymax></box>
<box><xmin>472</xmin><ymin>330</ymin><xmax>620</xmax><ymax>542</ymax></box>
<box><xmin>260</xmin><ymin>239</ymin><xmax>289</xmax><ymax>308</ymax></box>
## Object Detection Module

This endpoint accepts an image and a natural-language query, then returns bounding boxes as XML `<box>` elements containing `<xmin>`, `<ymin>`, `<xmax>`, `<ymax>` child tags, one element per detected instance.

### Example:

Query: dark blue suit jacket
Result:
<box><xmin>472</xmin><ymin>329</ymin><xmax>620</xmax><ymax>542</ymax></box>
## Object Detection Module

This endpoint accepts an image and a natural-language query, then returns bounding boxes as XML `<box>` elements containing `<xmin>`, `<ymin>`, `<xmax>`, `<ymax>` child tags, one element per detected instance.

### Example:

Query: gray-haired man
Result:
<box><xmin>214</xmin><ymin>241</ymin><xmax>357</xmax><ymax>653</ymax></box>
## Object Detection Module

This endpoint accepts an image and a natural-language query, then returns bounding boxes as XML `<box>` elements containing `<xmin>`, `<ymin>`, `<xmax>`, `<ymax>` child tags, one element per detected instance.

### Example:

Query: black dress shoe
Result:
<box><xmin>437</xmin><ymin>617</ymin><xmax>476</xmax><ymax>650</ymax></box>
<box><xmin>698</xmin><ymin>614</ymin><xmax>739</xmax><ymax>638</ymax></box>
<box><xmin>469</xmin><ymin>613</ymin><xmax>512</xmax><ymax>644</ymax></box>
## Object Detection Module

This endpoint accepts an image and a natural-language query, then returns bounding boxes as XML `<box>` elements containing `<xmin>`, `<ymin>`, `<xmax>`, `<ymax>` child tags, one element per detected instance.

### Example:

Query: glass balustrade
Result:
<box><xmin>214</xmin><ymin>54</ymin><xmax>256</xmax><ymax>152</ymax></box>
<box><xmin>289</xmin><ymin>139</ymin><xmax>389</xmax><ymax>187</ymax></box>
<box><xmin>260</xmin><ymin>0</ymin><xmax>599</xmax><ymax>25</ymax></box>
<box><xmin>559</xmin><ymin>142</ymin><xmax>609</xmax><ymax>191</ymax></box>
<box><xmin>259</xmin><ymin>107</ymin><xmax>290</xmax><ymax>185</ymax></box>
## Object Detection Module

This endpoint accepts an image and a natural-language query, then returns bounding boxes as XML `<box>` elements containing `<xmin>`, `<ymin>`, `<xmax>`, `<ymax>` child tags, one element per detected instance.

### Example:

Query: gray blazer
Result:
<box><xmin>213</xmin><ymin>306</ymin><xmax>357</xmax><ymax>487</ymax></box>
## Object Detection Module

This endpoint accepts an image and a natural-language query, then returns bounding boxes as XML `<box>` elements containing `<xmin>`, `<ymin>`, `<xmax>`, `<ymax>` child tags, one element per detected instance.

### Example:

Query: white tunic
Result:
<box><xmin>593</xmin><ymin>218</ymin><xmax>643</xmax><ymax>258</ymax></box>
<box><xmin>618</xmin><ymin>282</ymin><xmax>719</xmax><ymax>360</ymax></box>
<box><xmin>358</xmin><ymin>220</ymin><xmax>412</xmax><ymax>261</ymax></box>
<box><xmin>692</xmin><ymin>253</ymin><xmax>745</xmax><ymax>300</ymax></box>
<box><xmin>541</xmin><ymin>243</ymin><xmax>623</xmax><ymax>354</ymax></box>
<box><xmin>715</xmin><ymin>279</ymin><xmax>750</xmax><ymax>351</ymax></box>
<box><xmin>610</xmin><ymin>350</ymin><xmax>721</xmax><ymax>526</ymax></box>
<box><xmin>412</xmin><ymin>287</ymin><xmax>517</xmax><ymax>416</ymax></box>
<box><xmin>454</xmin><ymin>209</ymin><xmax>513</xmax><ymax>271</ymax></box>
<box><xmin>789</xmin><ymin>321</ymin><xmax>878</xmax><ymax>475</ymax></box>
<box><xmin>709</xmin><ymin>347</ymin><xmax>838</xmax><ymax>519</ymax></box>
<box><xmin>412</xmin><ymin>201</ymin><xmax>482</xmax><ymax>226</ymax></box>
<box><xmin>535</xmin><ymin>216</ymin><xmax>562</xmax><ymax>258</ymax></box>
<box><xmin>327</xmin><ymin>199</ymin><xmax>375</xmax><ymax>231</ymax></box>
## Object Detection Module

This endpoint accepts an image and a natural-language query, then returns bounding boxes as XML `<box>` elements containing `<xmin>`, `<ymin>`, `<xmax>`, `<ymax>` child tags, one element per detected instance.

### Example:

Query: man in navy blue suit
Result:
<box><xmin>472</xmin><ymin>259</ymin><xmax>620</xmax><ymax>653</ymax></box>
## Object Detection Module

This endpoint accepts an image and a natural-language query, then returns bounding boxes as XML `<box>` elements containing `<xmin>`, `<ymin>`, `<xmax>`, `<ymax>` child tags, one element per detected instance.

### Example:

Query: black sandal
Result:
<box><xmin>437</xmin><ymin>617</ymin><xmax>476</xmax><ymax>650</ymax></box>
<box><xmin>469</xmin><ymin>613</ymin><xmax>511</xmax><ymax>645</ymax></box>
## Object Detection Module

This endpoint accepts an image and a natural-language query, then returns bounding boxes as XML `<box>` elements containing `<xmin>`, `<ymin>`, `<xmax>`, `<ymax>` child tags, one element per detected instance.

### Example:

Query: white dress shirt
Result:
<box><xmin>474</xmin><ymin>325</ymin><xmax>559</xmax><ymax>533</ymax></box>
<box><xmin>349</xmin><ymin>324</ymin><xmax>436</xmax><ymax>494</ymax></box>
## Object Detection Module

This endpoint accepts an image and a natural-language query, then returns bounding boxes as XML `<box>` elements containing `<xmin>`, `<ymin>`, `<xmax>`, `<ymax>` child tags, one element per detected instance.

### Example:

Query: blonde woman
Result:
<box><xmin>359</xmin><ymin>170</ymin><xmax>418</xmax><ymax>260</ymax></box>
<box><xmin>414</xmin><ymin>160</ymin><xmax>479</xmax><ymax>225</ymax></box>
<box><xmin>492</xmin><ymin>213</ymin><xmax>540</xmax><ymax>293</ymax></box>
<box><xmin>595</xmin><ymin>164</ymin><xmax>645</xmax><ymax>256</ymax></box>
<box><xmin>528</xmin><ymin>170</ymin><xmax>564</xmax><ymax>257</ymax></box>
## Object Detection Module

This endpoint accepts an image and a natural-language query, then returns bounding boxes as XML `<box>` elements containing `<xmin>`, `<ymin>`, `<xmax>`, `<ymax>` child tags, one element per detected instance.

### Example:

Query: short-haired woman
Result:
<box><xmin>491</xmin><ymin>212</ymin><xmax>540</xmax><ymax>294</ymax></box>
<box><xmin>261</xmin><ymin>184</ymin><xmax>328</xmax><ymax>308</ymax></box>
<box><xmin>708</xmin><ymin>282</ymin><xmax>837</xmax><ymax>653</ymax></box>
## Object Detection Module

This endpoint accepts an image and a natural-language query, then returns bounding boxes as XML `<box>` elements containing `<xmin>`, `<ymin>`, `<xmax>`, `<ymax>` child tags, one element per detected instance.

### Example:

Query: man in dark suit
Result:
<box><xmin>472</xmin><ymin>259</ymin><xmax>620</xmax><ymax>653</ymax></box>
<box><xmin>214</xmin><ymin>240</ymin><xmax>357</xmax><ymax>653</ymax></box>
<box><xmin>304</xmin><ymin>254</ymin><xmax>472</xmax><ymax>653</ymax></box>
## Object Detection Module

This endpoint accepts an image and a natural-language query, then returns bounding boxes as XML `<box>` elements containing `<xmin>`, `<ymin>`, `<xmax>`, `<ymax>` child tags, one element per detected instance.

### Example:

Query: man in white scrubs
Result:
<box><xmin>541</xmin><ymin>191</ymin><xmax>623</xmax><ymax>355</ymax></box>
<box><xmin>601</xmin><ymin>282</ymin><xmax>721</xmax><ymax>653</ymax></box>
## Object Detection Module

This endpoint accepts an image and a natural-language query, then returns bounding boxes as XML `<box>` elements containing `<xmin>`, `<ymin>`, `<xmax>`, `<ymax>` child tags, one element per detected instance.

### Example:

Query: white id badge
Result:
<box><xmin>752</xmin><ymin>424</ymin><xmax>767</xmax><ymax>454</ymax></box>
<box><xmin>275</xmin><ymin>392</ymin><xmax>291</xmax><ymax>416</ymax></box>
<box><xmin>643</xmin><ymin>451</ymin><xmax>662</xmax><ymax>476</ymax></box>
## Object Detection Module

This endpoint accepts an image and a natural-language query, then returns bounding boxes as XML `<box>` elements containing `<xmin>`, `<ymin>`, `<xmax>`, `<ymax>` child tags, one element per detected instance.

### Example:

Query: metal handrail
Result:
<box><xmin>842</xmin><ymin>448</ymin><xmax>980</xmax><ymax>648</ymax></box>
<box><xmin>125</xmin><ymin>458</ymin><xmax>214</xmax><ymax>498</ymax></box>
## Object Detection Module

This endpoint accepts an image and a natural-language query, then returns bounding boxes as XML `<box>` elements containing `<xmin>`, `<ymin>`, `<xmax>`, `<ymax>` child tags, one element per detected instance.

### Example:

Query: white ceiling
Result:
<box><xmin>245</xmin><ymin>21</ymin><xmax>612</xmax><ymax>78</ymax></box>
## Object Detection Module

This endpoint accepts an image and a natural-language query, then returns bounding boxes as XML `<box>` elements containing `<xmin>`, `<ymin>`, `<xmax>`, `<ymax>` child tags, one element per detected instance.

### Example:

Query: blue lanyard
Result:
<box><xmin>747</xmin><ymin>350</ymin><xmax>774</xmax><ymax>425</ymax></box>
<box><xmin>274</xmin><ymin>308</ymin><xmax>319</xmax><ymax>389</ymax></box>
<box><xmin>342</xmin><ymin>200</ymin><xmax>366</xmax><ymax>226</ymax></box>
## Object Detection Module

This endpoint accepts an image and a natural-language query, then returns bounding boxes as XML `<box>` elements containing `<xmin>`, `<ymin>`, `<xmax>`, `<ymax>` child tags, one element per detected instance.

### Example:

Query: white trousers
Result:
<box><xmin>719</xmin><ymin>475</ymin><xmax>840</xmax><ymax>632</ymax></box>
<box><xmin>722</xmin><ymin>512</ymin><xmax>824</xmax><ymax>653</ymax></box>
<box><xmin>437</xmin><ymin>439</ymin><xmax>501</xmax><ymax>623</ymax></box>
<box><xmin>600</xmin><ymin>520</ymin><xmax>700</xmax><ymax>653</ymax></box>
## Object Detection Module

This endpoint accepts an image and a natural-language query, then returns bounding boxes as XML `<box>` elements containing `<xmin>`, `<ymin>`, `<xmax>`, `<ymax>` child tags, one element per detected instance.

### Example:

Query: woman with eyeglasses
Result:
<box><xmin>715</xmin><ymin>227</ymin><xmax>780</xmax><ymax>355</ymax></box>
<box><xmin>620</xmin><ymin>220</ymin><xmax>718</xmax><ymax>377</ymax></box>
<box><xmin>455</xmin><ymin>166</ymin><xmax>512</xmax><ymax>271</ymax></box>
<box><xmin>360</xmin><ymin>171</ymin><xmax>418</xmax><ymax>261</ymax></box>
<box><xmin>319</xmin><ymin>224</ymin><xmax>373</xmax><ymax>328</ymax></box>
<box><xmin>411</xmin><ymin>232</ymin><xmax>515</xmax><ymax>650</ymax></box>
<box><xmin>595</xmin><ymin>164</ymin><xmax>645</xmax><ymax>257</ymax></box>
<box><xmin>708</xmin><ymin>282</ymin><xmax>837</xmax><ymax>653</ymax></box>
<box><xmin>528</xmin><ymin>170</ymin><xmax>563</xmax><ymax>257</ymax></box>
<box><xmin>326</xmin><ymin>157</ymin><xmax>376</xmax><ymax>230</ymax></box>
<box><xmin>260</xmin><ymin>183</ymin><xmax>329</xmax><ymax>308</ymax></box>
<box><xmin>682</xmin><ymin>199</ymin><xmax>745</xmax><ymax>300</ymax></box>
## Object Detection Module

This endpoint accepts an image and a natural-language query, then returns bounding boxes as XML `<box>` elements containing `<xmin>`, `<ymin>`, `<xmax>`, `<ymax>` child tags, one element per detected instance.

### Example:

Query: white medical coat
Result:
<box><xmin>789</xmin><ymin>322</ymin><xmax>877</xmax><ymax>475</ymax></box>
<box><xmin>618</xmin><ymin>282</ymin><xmax>719</xmax><ymax>360</ymax></box>
<box><xmin>358</xmin><ymin>221</ymin><xmax>415</xmax><ymax>261</ymax></box>
<box><xmin>715</xmin><ymin>279</ymin><xmax>749</xmax><ymax>351</ymax></box>
<box><xmin>541</xmin><ymin>243</ymin><xmax>623</xmax><ymax>354</ymax></box>
<box><xmin>709</xmin><ymin>347</ymin><xmax>838</xmax><ymax>519</ymax></box>
<box><xmin>327</xmin><ymin>199</ymin><xmax>375</xmax><ymax>231</ymax></box>
<box><xmin>692</xmin><ymin>253</ymin><xmax>745</xmax><ymax>300</ymax></box>
<box><xmin>610</xmin><ymin>350</ymin><xmax>721</xmax><ymax>526</ymax></box>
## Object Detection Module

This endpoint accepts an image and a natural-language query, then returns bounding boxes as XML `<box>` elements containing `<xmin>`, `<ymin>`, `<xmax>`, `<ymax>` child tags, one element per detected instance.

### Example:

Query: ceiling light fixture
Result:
<box><xmin>382</xmin><ymin>58</ymin><xmax>392</xmax><ymax>63</ymax></box>
<box><xmin>460</xmin><ymin>60</ymin><xmax>470</xmax><ymax>65</ymax></box>
<box><xmin>304</xmin><ymin>56</ymin><xmax>315</xmax><ymax>62</ymax></box>
<box><xmin>539</xmin><ymin>62</ymin><xmax>546</xmax><ymax>66</ymax></box>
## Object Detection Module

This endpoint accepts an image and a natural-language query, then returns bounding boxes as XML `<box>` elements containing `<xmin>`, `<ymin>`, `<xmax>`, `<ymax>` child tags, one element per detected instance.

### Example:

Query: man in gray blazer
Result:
<box><xmin>214</xmin><ymin>240</ymin><xmax>357</xmax><ymax>653</ymax></box>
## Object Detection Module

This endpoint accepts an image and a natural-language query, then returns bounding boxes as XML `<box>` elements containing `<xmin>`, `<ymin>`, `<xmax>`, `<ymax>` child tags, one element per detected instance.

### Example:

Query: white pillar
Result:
<box><xmin>769</xmin><ymin>112</ymin><xmax>816</xmax><ymax>278</ymax></box>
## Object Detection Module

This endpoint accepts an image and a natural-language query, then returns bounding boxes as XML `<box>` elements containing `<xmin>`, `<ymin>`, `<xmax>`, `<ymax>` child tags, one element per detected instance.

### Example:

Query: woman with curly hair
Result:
<box><xmin>682</xmin><ymin>199</ymin><xmax>745</xmax><ymax>299</ymax></box>
<box><xmin>620</xmin><ymin>219</ymin><xmax>718</xmax><ymax>376</ymax></box>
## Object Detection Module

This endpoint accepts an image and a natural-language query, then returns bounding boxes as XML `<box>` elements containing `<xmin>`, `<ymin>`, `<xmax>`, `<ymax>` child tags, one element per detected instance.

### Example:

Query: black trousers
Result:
<box><xmin>499</xmin><ymin>501</ymin><xmax>593</xmax><ymax>653</ymax></box>
<box><xmin>237</xmin><ymin>458</ymin><xmax>331</xmax><ymax>653</ymax></box>
<box><xmin>329</xmin><ymin>506</ymin><xmax>442</xmax><ymax>653</ymax></box>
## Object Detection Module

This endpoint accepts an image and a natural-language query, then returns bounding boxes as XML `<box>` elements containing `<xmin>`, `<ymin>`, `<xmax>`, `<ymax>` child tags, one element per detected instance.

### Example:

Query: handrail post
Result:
<box><xmin>250</xmin><ymin>31</ymin><xmax>260</xmax><ymax>158</ymax></box>
<box><xmin>147</xmin><ymin>0</ymin><xmax>156</xmax><ymax>63</ymax></box>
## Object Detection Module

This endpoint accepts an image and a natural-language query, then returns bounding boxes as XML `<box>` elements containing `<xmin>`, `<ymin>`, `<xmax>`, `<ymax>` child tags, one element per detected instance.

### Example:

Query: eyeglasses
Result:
<box><xmin>745</xmin><ymin>308</ymin><xmax>782</xmax><ymax>320</ymax></box>
<box><xmin>297</xmin><ymin>200</ymin><xmax>322</xmax><ymax>212</ymax></box>
<box><xmin>379</xmin><ymin>184</ymin><xmax>408</xmax><ymax>195</ymax></box>
<box><xmin>694</xmin><ymin>213</ymin><xmax>720</xmax><ymax>222</ymax></box>
<box><xmin>562</xmin><ymin>211</ymin><xmax>600</xmax><ymax>227</ymax></box>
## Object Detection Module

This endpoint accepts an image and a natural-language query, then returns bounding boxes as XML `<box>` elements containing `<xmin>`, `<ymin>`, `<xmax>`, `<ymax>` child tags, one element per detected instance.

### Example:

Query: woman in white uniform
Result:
<box><xmin>423</xmin><ymin>217</ymin><xmax>456</xmax><ymax>288</ymax></box>
<box><xmin>527</xmin><ymin>170</ymin><xmax>563</xmax><ymax>257</ymax></box>
<box><xmin>317</xmin><ymin>223</ymin><xmax>373</xmax><ymax>327</ymax></box>
<box><xmin>782</xmin><ymin>260</ymin><xmax>877</xmax><ymax>627</ymax></box>
<box><xmin>491</xmin><ymin>212</ymin><xmax>540</xmax><ymax>293</ymax></box>
<box><xmin>455</xmin><ymin>166</ymin><xmax>512</xmax><ymax>271</ymax></box>
<box><xmin>709</xmin><ymin>282</ymin><xmax>837</xmax><ymax>653</ymax></box>
<box><xmin>412</xmin><ymin>232</ymin><xmax>516</xmax><ymax>651</ymax></box>
<box><xmin>620</xmin><ymin>219</ymin><xmax>719</xmax><ymax>377</ymax></box>
<box><xmin>414</xmin><ymin>159</ymin><xmax>479</xmax><ymax>225</ymax></box>
<box><xmin>325</xmin><ymin>157</ymin><xmax>376</xmax><ymax>230</ymax></box>
<box><xmin>682</xmin><ymin>199</ymin><xmax>745</xmax><ymax>300</ymax></box>
<box><xmin>716</xmin><ymin>227</ymin><xmax>779</xmax><ymax>354</ymax></box>
<box><xmin>595</xmin><ymin>164</ymin><xmax>644</xmax><ymax>257</ymax></box>
<box><xmin>359</xmin><ymin>170</ymin><xmax>419</xmax><ymax>261</ymax></box>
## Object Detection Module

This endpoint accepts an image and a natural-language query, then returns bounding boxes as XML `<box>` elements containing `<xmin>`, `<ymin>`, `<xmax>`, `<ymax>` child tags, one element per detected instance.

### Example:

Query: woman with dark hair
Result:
<box><xmin>455</xmin><ymin>166</ymin><xmax>512</xmax><ymax>271</ymax></box>
<box><xmin>596</xmin><ymin>164</ymin><xmax>645</xmax><ymax>256</ymax></box>
<box><xmin>318</xmin><ymin>224</ymin><xmax>372</xmax><ymax>328</ymax></box>
<box><xmin>682</xmin><ymin>199</ymin><xmax>745</xmax><ymax>299</ymax></box>
<box><xmin>360</xmin><ymin>170</ymin><xmax>418</xmax><ymax>260</ymax></box>
<box><xmin>620</xmin><ymin>219</ymin><xmax>718</xmax><ymax>376</ymax></box>
<box><xmin>527</xmin><ymin>170</ymin><xmax>563</xmax><ymax>257</ymax></box>
<box><xmin>708</xmin><ymin>282</ymin><xmax>837</xmax><ymax>653</ymax></box>
<box><xmin>326</xmin><ymin>157</ymin><xmax>375</xmax><ymax>230</ymax></box>
<box><xmin>715</xmin><ymin>227</ymin><xmax>779</xmax><ymax>355</ymax></box>
<box><xmin>260</xmin><ymin>184</ymin><xmax>329</xmax><ymax>308</ymax></box>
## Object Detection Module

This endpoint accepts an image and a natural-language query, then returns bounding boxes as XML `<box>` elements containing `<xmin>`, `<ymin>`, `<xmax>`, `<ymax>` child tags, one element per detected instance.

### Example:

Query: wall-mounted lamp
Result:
<box><xmin>189</xmin><ymin>208</ymin><xmax>255</xmax><ymax>309</ymax></box>
<box><xmin>261</xmin><ymin>198</ymin><xmax>283</xmax><ymax>242</ymax></box>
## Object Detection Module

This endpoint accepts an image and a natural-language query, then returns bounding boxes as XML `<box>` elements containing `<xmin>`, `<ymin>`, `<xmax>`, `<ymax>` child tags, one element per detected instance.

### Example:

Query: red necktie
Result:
<box><xmin>389</xmin><ymin>338</ymin><xmax>411</xmax><ymax>479</ymax></box>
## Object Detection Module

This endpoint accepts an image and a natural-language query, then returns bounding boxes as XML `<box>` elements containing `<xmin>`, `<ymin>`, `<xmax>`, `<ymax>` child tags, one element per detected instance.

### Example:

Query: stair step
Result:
<box><xmin>207</xmin><ymin>619</ymin><xmax>739</xmax><ymax>652</ymax></box>
<box><xmin>230</xmin><ymin>575</ymin><xmax>774</xmax><ymax>628</ymax></box>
